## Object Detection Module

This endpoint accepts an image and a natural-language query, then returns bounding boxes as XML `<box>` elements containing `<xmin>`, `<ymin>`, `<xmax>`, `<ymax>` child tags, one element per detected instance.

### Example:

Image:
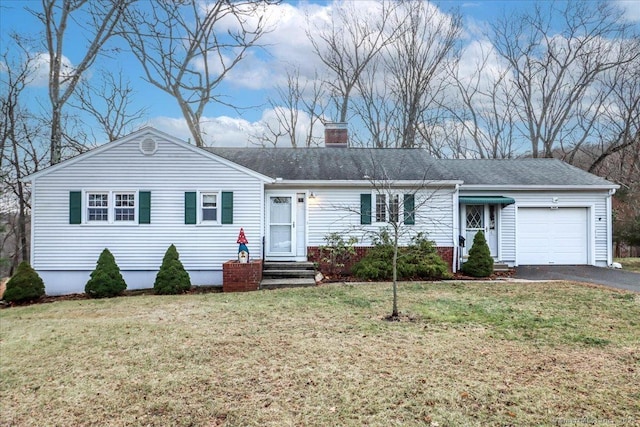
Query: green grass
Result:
<box><xmin>615</xmin><ymin>257</ymin><xmax>640</xmax><ymax>273</ymax></box>
<box><xmin>1</xmin><ymin>281</ymin><xmax>639</xmax><ymax>426</ymax></box>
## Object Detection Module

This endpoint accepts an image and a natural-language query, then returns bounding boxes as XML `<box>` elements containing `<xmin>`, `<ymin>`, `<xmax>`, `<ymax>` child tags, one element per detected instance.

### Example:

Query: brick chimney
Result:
<box><xmin>324</xmin><ymin>122</ymin><xmax>348</xmax><ymax>148</ymax></box>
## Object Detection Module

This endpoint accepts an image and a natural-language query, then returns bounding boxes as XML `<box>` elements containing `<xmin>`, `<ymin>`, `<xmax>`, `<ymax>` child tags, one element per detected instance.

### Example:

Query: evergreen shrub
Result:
<box><xmin>461</xmin><ymin>231</ymin><xmax>494</xmax><ymax>277</ymax></box>
<box><xmin>352</xmin><ymin>232</ymin><xmax>450</xmax><ymax>280</ymax></box>
<box><xmin>3</xmin><ymin>261</ymin><xmax>45</xmax><ymax>303</ymax></box>
<box><xmin>154</xmin><ymin>244</ymin><xmax>191</xmax><ymax>295</ymax></box>
<box><xmin>85</xmin><ymin>248</ymin><xmax>127</xmax><ymax>298</ymax></box>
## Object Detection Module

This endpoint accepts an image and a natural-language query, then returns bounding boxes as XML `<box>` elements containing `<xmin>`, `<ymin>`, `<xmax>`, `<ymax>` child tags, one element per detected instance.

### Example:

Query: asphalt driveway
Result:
<box><xmin>515</xmin><ymin>265</ymin><xmax>640</xmax><ymax>292</ymax></box>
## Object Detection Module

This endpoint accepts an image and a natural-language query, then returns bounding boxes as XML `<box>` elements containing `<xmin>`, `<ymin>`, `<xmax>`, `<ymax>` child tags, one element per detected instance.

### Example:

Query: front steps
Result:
<box><xmin>260</xmin><ymin>262</ymin><xmax>317</xmax><ymax>290</ymax></box>
<box><xmin>493</xmin><ymin>262</ymin><xmax>510</xmax><ymax>272</ymax></box>
<box><xmin>461</xmin><ymin>258</ymin><xmax>511</xmax><ymax>273</ymax></box>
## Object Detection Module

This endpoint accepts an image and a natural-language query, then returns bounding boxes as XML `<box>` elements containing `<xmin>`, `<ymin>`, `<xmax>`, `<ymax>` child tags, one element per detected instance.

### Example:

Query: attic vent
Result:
<box><xmin>140</xmin><ymin>138</ymin><xmax>157</xmax><ymax>155</ymax></box>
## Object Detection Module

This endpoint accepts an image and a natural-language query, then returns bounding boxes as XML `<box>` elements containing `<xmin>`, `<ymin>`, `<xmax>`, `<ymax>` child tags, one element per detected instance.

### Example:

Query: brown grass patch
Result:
<box><xmin>1</xmin><ymin>281</ymin><xmax>638</xmax><ymax>426</ymax></box>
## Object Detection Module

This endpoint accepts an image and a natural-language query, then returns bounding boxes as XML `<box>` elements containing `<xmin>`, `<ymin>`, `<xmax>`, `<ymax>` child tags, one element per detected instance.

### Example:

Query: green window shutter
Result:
<box><xmin>139</xmin><ymin>191</ymin><xmax>151</xmax><ymax>224</ymax></box>
<box><xmin>404</xmin><ymin>194</ymin><xmax>415</xmax><ymax>225</ymax></box>
<box><xmin>69</xmin><ymin>191</ymin><xmax>82</xmax><ymax>224</ymax></box>
<box><xmin>185</xmin><ymin>192</ymin><xmax>196</xmax><ymax>224</ymax></box>
<box><xmin>360</xmin><ymin>193</ymin><xmax>372</xmax><ymax>225</ymax></box>
<box><xmin>221</xmin><ymin>191</ymin><xmax>233</xmax><ymax>224</ymax></box>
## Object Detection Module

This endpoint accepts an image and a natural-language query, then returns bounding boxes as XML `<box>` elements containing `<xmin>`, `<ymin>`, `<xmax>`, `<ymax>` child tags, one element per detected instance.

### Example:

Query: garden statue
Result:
<box><xmin>237</xmin><ymin>228</ymin><xmax>249</xmax><ymax>263</ymax></box>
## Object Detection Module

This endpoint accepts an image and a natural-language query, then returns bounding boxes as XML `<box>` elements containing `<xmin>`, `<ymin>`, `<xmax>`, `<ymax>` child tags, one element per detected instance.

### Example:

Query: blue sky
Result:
<box><xmin>1</xmin><ymin>0</ymin><xmax>639</xmax><ymax>147</ymax></box>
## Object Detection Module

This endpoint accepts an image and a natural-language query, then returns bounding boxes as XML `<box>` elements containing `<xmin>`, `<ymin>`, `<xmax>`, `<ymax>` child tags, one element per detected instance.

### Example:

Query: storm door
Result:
<box><xmin>268</xmin><ymin>195</ymin><xmax>295</xmax><ymax>258</ymax></box>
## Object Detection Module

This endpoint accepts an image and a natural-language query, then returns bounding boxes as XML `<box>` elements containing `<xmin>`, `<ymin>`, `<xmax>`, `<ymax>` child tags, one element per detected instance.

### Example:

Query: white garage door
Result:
<box><xmin>518</xmin><ymin>207</ymin><xmax>588</xmax><ymax>265</ymax></box>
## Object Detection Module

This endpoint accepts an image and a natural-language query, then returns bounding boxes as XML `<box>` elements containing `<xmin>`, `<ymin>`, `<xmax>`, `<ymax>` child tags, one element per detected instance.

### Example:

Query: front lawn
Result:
<box><xmin>1</xmin><ymin>281</ymin><xmax>638</xmax><ymax>426</ymax></box>
<box><xmin>615</xmin><ymin>257</ymin><xmax>640</xmax><ymax>273</ymax></box>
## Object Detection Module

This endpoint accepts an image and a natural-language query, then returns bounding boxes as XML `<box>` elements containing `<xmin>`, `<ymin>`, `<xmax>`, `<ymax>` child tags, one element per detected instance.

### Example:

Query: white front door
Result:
<box><xmin>268</xmin><ymin>195</ymin><xmax>295</xmax><ymax>258</ymax></box>
<box><xmin>464</xmin><ymin>204</ymin><xmax>498</xmax><ymax>257</ymax></box>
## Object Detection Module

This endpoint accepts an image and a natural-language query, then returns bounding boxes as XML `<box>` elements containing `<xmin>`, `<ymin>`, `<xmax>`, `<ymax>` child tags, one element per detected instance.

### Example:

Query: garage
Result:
<box><xmin>517</xmin><ymin>207</ymin><xmax>588</xmax><ymax>265</ymax></box>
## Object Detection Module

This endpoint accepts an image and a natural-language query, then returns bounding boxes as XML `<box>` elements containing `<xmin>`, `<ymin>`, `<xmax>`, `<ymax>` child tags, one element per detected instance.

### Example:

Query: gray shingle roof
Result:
<box><xmin>206</xmin><ymin>147</ymin><xmax>452</xmax><ymax>181</ymax></box>
<box><xmin>438</xmin><ymin>158</ymin><xmax>615</xmax><ymax>186</ymax></box>
<box><xmin>205</xmin><ymin>147</ymin><xmax>615</xmax><ymax>187</ymax></box>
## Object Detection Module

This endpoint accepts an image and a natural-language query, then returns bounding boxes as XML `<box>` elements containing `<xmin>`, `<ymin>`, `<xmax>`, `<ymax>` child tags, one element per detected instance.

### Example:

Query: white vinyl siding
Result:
<box><xmin>31</xmin><ymin>134</ymin><xmax>264</xmax><ymax>277</ymax></box>
<box><xmin>303</xmin><ymin>187</ymin><xmax>456</xmax><ymax>248</ymax></box>
<box><xmin>460</xmin><ymin>190</ymin><xmax>612</xmax><ymax>267</ymax></box>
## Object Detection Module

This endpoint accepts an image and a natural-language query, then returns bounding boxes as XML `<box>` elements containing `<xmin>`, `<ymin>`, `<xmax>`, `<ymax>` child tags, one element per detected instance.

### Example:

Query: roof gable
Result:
<box><xmin>25</xmin><ymin>127</ymin><xmax>272</xmax><ymax>182</ymax></box>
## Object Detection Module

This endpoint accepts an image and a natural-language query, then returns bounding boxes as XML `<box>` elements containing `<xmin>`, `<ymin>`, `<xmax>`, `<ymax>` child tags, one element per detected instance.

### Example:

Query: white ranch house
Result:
<box><xmin>25</xmin><ymin>126</ymin><xmax>618</xmax><ymax>295</ymax></box>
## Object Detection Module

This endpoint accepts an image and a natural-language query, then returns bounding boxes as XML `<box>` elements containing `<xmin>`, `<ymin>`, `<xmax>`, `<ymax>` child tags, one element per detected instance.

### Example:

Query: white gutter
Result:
<box><xmin>607</xmin><ymin>188</ymin><xmax>616</xmax><ymax>266</ymax></box>
<box><xmin>460</xmin><ymin>184</ymin><xmax>619</xmax><ymax>191</ymax></box>
<box><xmin>452</xmin><ymin>184</ymin><xmax>460</xmax><ymax>272</ymax></box>
<box><xmin>267</xmin><ymin>179</ymin><xmax>464</xmax><ymax>187</ymax></box>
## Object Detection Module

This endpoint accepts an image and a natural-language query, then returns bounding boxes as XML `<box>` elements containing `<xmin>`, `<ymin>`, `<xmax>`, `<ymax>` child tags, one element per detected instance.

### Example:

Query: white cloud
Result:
<box><xmin>147</xmin><ymin>105</ymin><xmax>325</xmax><ymax>148</ymax></box>
<box><xmin>27</xmin><ymin>53</ymin><xmax>75</xmax><ymax>87</ymax></box>
<box><xmin>615</xmin><ymin>0</ymin><xmax>640</xmax><ymax>22</ymax></box>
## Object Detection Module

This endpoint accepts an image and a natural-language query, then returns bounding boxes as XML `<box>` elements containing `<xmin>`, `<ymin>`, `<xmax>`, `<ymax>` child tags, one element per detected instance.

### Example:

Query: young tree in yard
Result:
<box><xmin>337</xmin><ymin>151</ymin><xmax>452</xmax><ymax>320</ymax></box>
<box><xmin>31</xmin><ymin>0</ymin><xmax>134</xmax><ymax>164</ymax></box>
<box><xmin>122</xmin><ymin>0</ymin><xmax>274</xmax><ymax>147</ymax></box>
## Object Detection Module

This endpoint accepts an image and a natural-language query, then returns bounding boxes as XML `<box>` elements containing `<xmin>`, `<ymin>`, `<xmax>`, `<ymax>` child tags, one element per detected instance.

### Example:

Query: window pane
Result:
<box><xmin>88</xmin><ymin>193</ymin><xmax>108</xmax><ymax>221</ymax></box>
<box><xmin>115</xmin><ymin>193</ymin><xmax>135</xmax><ymax>221</ymax></box>
<box><xmin>203</xmin><ymin>194</ymin><xmax>217</xmax><ymax>207</ymax></box>
<box><xmin>390</xmin><ymin>195</ymin><xmax>399</xmax><ymax>223</ymax></box>
<box><xmin>270</xmin><ymin>197</ymin><xmax>291</xmax><ymax>223</ymax></box>
<box><xmin>202</xmin><ymin>208</ymin><xmax>217</xmax><ymax>221</ymax></box>
<box><xmin>466</xmin><ymin>205</ymin><xmax>484</xmax><ymax>229</ymax></box>
<box><xmin>376</xmin><ymin>194</ymin><xmax>386</xmax><ymax>222</ymax></box>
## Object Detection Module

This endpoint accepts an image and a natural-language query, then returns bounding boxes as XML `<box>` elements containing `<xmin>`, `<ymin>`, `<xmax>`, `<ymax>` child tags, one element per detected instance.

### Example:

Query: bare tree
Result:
<box><xmin>350</xmin><ymin>1</ymin><xmax>461</xmax><ymax>150</ymax></box>
<box><xmin>122</xmin><ymin>0</ymin><xmax>274</xmax><ymax>147</ymax></box>
<box><xmin>587</xmin><ymin>54</ymin><xmax>640</xmax><ymax>174</ymax></box>
<box><xmin>72</xmin><ymin>68</ymin><xmax>147</xmax><ymax>142</ymax></box>
<box><xmin>308</xmin><ymin>0</ymin><xmax>403</xmax><ymax>123</ymax></box>
<box><xmin>31</xmin><ymin>0</ymin><xmax>133</xmax><ymax>164</ymax></box>
<box><xmin>489</xmin><ymin>1</ymin><xmax>640</xmax><ymax>158</ymax></box>
<box><xmin>445</xmin><ymin>43</ymin><xmax>517</xmax><ymax>159</ymax></box>
<box><xmin>0</xmin><ymin>42</ymin><xmax>48</xmax><ymax>274</ymax></box>
<box><xmin>252</xmin><ymin>67</ymin><xmax>326</xmax><ymax>147</ymax></box>
<box><xmin>385</xmin><ymin>1</ymin><xmax>462</xmax><ymax>148</ymax></box>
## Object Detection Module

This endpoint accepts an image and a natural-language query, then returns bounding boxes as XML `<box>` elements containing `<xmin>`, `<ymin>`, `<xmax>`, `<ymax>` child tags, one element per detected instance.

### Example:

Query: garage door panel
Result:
<box><xmin>518</xmin><ymin>208</ymin><xmax>588</xmax><ymax>265</ymax></box>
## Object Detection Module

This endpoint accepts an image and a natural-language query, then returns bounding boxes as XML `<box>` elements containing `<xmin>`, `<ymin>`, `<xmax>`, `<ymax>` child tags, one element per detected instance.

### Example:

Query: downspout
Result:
<box><xmin>606</xmin><ymin>188</ymin><xmax>616</xmax><ymax>266</ymax></box>
<box><xmin>28</xmin><ymin>180</ymin><xmax>35</xmax><ymax>265</ymax></box>
<box><xmin>452</xmin><ymin>184</ymin><xmax>460</xmax><ymax>272</ymax></box>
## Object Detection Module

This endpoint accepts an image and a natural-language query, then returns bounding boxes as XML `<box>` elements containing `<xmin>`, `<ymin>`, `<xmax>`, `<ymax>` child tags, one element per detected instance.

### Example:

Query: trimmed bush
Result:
<box><xmin>461</xmin><ymin>231</ymin><xmax>494</xmax><ymax>277</ymax></box>
<box><xmin>85</xmin><ymin>248</ymin><xmax>127</xmax><ymax>298</ymax></box>
<box><xmin>154</xmin><ymin>244</ymin><xmax>191</xmax><ymax>295</ymax></box>
<box><xmin>3</xmin><ymin>261</ymin><xmax>45</xmax><ymax>303</ymax></box>
<box><xmin>352</xmin><ymin>232</ymin><xmax>450</xmax><ymax>280</ymax></box>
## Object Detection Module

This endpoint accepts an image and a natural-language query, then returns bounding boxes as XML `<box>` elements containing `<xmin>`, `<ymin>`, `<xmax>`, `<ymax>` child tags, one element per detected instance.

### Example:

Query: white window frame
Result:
<box><xmin>84</xmin><ymin>190</ymin><xmax>138</xmax><ymax>225</ymax></box>
<box><xmin>374</xmin><ymin>193</ymin><xmax>402</xmax><ymax>224</ymax></box>
<box><xmin>198</xmin><ymin>191</ymin><xmax>221</xmax><ymax>225</ymax></box>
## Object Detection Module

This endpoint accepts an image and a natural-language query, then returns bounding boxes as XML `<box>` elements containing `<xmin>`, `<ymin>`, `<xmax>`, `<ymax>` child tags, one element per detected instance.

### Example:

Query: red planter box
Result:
<box><xmin>222</xmin><ymin>260</ymin><xmax>263</xmax><ymax>292</ymax></box>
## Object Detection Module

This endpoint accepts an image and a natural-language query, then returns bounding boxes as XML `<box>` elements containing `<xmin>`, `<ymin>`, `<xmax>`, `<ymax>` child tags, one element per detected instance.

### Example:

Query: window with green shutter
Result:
<box><xmin>185</xmin><ymin>192</ymin><xmax>197</xmax><ymax>224</ymax></box>
<box><xmin>69</xmin><ymin>191</ymin><xmax>82</xmax><ymax>224</ymax></box>
<box><xmin>404</xmin><ymin>194</ymin><xmax>415</xmax><ymax>225</ymax></box>
<box><xmin>360</xmin><ymin>193</ymin><xmax>372</xmax><ymax>225</ymax></box>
